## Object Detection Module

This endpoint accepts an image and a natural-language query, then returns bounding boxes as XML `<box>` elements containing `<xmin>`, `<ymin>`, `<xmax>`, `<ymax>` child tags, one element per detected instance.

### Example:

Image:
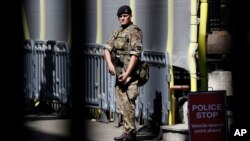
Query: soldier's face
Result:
<box><xmin>118</xmin><ymin>14</ymin><xmax>131</xmax><ymax>26</ymax></box>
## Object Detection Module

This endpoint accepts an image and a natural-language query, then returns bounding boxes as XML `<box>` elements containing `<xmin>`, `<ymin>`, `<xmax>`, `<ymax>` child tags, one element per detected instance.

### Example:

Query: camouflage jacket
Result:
<box><xmin>106</xmin><ymin>23</ymin><xmax>143</xmax><ymax>78</ymax></box>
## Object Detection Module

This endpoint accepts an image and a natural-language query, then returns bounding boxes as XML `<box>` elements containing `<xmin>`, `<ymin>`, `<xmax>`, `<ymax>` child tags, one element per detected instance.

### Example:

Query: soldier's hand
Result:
<box><xmin>118</xmin><ymin>70</ymin><xmax>129</xmax><ymax>84</ymax></box>
<box><xmin>108</xmin><ymin>64</ymin><xmax>116</xmax><ymax>75</ymax></box>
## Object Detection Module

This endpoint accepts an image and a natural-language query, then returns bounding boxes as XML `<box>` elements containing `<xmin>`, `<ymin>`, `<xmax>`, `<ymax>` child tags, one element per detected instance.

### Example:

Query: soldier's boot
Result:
<box><xmin>122</xmin><ymin>132</ymin><xmax>136</xmax><ymax>141</ymax></box>
<box><xmin>114</xmin><ymin>133</ymin><xmax>127</xmax><ymax>141</ymax></box>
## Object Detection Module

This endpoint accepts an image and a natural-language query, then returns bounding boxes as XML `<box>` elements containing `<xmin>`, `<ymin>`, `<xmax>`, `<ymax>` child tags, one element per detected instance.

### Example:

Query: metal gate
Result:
<box><xmin>23</xmin><ymin>40</ymin><xmax>70</xmax><ymax>115</ymax></box>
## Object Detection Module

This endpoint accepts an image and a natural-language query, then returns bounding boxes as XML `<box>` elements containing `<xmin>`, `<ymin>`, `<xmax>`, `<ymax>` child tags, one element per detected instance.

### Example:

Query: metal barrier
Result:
<box><xmin>83</xmin><ymin>43</ymin><xmax>116</xmax><ymax>122</ymax></box>
<box><xmin>23</xmin><ymin>40</ymin><xmax>70</xmax><ymax>114</ymax></box>
<box><xmin>83</xmin><ymin>44</ymin><xmax>112</xmax><ymax>111</ymax></box>
<box><xmin>138</xmin><ymin>51</ymin><xmax>170</xmax><ymax>125</ymax></box>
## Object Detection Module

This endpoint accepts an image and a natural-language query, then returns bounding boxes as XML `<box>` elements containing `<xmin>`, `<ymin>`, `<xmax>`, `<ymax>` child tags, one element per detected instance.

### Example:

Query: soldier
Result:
<box><xmin>103</xmin><ymin>5</ymin><xmax>143</xmax><ymax>141</ymax></box>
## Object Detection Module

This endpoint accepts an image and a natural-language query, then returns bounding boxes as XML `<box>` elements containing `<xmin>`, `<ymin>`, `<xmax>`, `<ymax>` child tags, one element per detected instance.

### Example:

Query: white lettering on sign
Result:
<box><xmin>192</xmin><ymin>104</ymin><xmax>222</xmax><ymax>111</ymax></box>
<box><xmin>192</xmin><ymin>104</ymin><xmax>222</xmax><ymax>119</ymax></box>
<box><xmin>196</xmin><ymin>111</ymin><xmax>218</xmax><ymax>119</ymax></box>
<box><xmin>191</xmin><ymin>124</ymin><xmax>224</xmax><ymax>134</ymax></box>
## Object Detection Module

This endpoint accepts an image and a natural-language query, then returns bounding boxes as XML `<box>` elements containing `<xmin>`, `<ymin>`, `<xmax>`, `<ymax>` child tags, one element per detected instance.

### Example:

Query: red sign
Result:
<box><xmin>188</xmin><ymin>91</ymin><xmax>227</xmax><ymax>141</ymax></box>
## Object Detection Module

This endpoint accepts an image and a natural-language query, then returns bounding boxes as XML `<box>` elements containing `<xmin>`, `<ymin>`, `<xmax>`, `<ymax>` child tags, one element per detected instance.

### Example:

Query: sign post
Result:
<box><xmin>188</xmin><ymin>91</ymin><xmax>227</xmax><ymax>141</ymax></box>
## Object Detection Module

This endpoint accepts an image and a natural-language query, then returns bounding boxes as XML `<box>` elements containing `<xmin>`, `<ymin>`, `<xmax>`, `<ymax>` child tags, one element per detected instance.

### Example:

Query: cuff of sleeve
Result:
<box><xmin>129</xmin><ymin>51</ymin><xmax>141</xmax><ymax>57</ymax></box>
<box><xmin>105</xmin><ymin>44</ymin><xmax>113</xmax><ymax>52</ymax></box>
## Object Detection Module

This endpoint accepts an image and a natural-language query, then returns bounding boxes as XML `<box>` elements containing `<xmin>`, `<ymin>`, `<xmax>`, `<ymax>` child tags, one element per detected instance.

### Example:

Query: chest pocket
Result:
<box><xmin>113</xmin><ymin>30</ymin><xmax>130</xmax><ymax>50</ymax></box>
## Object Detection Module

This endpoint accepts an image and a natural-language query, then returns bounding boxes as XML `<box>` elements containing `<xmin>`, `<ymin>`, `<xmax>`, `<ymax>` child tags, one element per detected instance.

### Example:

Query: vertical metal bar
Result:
<box><xmin>56</xmin><ymin>45</ymin><xmax>59</xmax><ymax>100</ymax></box>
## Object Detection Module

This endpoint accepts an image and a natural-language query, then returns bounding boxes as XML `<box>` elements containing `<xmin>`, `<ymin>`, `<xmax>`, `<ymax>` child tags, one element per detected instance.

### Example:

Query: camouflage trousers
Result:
<box><xmin>115</xmin><ymin>78</ymin><xmax>139</xmax><ymax>134</ymax></box>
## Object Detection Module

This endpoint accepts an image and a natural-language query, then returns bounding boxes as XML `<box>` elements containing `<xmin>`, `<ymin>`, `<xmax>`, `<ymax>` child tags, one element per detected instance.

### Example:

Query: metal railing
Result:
<box><xmin>23</xmin><ymin>40</ymin><xmax>70</xmax><ymax>115</ymax></box>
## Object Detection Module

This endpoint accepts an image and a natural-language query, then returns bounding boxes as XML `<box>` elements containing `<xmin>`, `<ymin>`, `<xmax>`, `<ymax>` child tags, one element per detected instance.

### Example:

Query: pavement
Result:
<box><xmin>24</xmin><ymin>115</ymin><xmax>160</xmax><ymax>141</ymax></box>
<box><xmin>85</xmin><ymin>119</ymin><xmax>123</xmax><ymax>141</ymax></box>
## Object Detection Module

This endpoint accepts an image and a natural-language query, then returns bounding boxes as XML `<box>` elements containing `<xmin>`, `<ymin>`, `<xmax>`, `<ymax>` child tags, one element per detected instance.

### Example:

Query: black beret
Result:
<box><xmin>117</xmin><ymin>5</ymin><xmax>132</xmax><ymax>17</ymax></box>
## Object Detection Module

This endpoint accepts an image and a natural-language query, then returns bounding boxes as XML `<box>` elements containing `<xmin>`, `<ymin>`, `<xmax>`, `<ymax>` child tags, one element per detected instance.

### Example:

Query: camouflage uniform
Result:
<box><xmin>106</xmin><ymin>23</ymin><xmax>143</xmax><ymax>134</ymax></box>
